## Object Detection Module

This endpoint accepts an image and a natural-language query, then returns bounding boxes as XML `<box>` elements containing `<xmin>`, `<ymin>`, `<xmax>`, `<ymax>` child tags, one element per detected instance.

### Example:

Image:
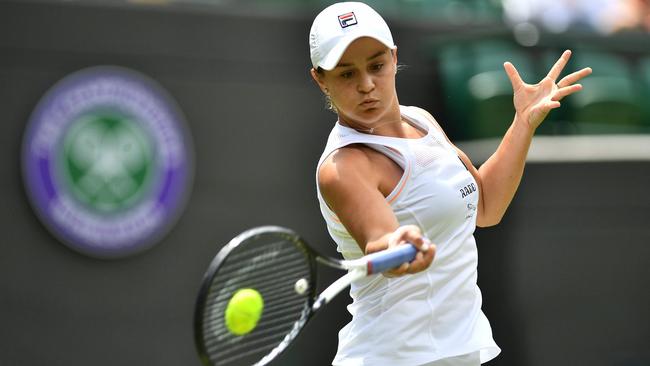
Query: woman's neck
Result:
<box><xmin>339</xmin><ymin>109</ymin><xmax>426</xmax><ymax>139</ymax></box>
<box><xmin>339</xmin><ymin>106</ymin><xmax>405</xmax><ymax>137</ymax></box>
<box><xmin>342</xmin><ymin>118</ymin><xmax>402</xmax><ymax>135</ymax></box>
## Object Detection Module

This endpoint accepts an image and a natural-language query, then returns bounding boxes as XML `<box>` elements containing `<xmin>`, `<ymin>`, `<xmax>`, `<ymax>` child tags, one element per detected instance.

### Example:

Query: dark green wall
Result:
<box><xmin>1</xmin><ymin>2</ymin><xmax>648</xmax><ymax>365</ymax></box>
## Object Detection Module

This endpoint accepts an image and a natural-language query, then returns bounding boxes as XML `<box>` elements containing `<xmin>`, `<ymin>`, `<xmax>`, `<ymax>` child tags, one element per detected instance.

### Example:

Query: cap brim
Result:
<box><xmin>318</xmin><ymin>34</ymin><xmax>396</xmax><ymax>71</ymax></box>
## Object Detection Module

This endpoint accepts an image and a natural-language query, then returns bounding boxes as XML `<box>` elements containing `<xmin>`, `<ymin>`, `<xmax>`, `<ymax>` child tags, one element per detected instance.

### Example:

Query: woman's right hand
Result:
<box><xmin>368</xmin><ymin>225</ymin><xmax>436</xmax><ymax>277</ymax></box>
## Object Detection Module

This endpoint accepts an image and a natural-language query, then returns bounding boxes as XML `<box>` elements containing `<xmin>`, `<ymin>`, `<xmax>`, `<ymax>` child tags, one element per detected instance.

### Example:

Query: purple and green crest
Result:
<box><xmin>22</xmin><ymin>66</ymin><xmax>194</xmax><ymax>258</ymax></box>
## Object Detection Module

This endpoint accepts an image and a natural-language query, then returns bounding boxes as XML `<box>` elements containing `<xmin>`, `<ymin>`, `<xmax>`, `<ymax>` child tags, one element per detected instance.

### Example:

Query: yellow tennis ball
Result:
<box><xmin>224</xmin><ymin>288</ymin><xmax>264</xmax><ymax>336</ymax></box>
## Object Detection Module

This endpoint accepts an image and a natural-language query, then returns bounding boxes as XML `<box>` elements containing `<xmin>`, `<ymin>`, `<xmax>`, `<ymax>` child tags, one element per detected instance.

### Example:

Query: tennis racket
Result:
<box><xmin>193</xmin><ymin>225</ymin><xmax>418</xmax><ymax>366</ymax></box>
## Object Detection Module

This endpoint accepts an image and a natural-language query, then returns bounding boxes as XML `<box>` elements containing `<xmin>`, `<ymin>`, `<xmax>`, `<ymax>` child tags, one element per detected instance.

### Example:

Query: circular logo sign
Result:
<box><xmin>22</xmin><ymin>66</ymin><xmax>194</xmax><ymax>258</ymax></box>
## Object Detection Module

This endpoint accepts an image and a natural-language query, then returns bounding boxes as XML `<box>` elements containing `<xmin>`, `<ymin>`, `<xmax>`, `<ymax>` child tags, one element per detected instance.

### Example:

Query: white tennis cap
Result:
<box><xmin>309</xmin><ymin>2</ymin><xmax>396</xmax><ymax>70</ymax></box>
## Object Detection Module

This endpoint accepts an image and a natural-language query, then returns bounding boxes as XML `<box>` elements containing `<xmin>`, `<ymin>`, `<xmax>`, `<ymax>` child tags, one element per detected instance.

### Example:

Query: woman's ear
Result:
<box><xmin>392</xmin><ymin>48</ymin><xmax>398</xmax><ymax>73</ymax></box>
<box><xmin>310</xmin><ymin>68</ymin><xmax>328</xmax><ymax>94</ymax></box>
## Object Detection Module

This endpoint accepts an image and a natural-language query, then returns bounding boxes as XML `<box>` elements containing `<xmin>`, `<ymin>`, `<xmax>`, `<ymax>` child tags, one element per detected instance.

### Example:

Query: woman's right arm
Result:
<box><xmin>318</xmin><ymin>145</ymin><xmax>434</xmax><ymax>275</ymax></box>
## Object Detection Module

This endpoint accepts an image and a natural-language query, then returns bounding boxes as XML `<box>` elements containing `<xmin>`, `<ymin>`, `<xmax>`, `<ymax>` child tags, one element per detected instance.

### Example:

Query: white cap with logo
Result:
<box><xmin>309</xmin><ymin>2</ymin><xmax>396</xmax><ymax>70</ymax></box>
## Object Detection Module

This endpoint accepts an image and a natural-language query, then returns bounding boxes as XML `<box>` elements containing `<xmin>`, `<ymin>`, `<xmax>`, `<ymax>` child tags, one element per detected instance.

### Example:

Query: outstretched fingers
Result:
<box><xmin>507</xmin><ymin>50</ymin><xmax>589</xmax><ymax>127</ymax></box>
<box><xmin>547</xmin><ymin>49</ymin><xmax>572</xmax><ymax>81</ymax></box>
<box><xmin>504</xmin><ymin>61</ymin><xmax>524</xmax><ymax>91</ymax></box>
<box><xmin>552</xmin><ymin>84</ymin><xmax>583</xmax><ymax>101</ymax></box>
<box><xmin>557</xmin><ymin>67</ymin><xmax>593</xmax><ymax>88</ymax></box>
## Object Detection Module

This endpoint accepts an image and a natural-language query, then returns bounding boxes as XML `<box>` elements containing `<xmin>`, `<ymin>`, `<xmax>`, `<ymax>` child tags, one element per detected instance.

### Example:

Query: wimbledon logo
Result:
<box><xmin>22</xmin><ymin>66</ymin><xmax>194</xmax><ymax>258</ymax></box>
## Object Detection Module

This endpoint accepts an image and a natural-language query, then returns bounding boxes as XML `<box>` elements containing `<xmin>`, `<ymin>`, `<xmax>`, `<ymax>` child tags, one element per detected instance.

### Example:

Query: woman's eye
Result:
<box><xmin>371</xmin><ymin>63</ymin><xmax>384</xmax><ymax>71</ymax></box>
<box><xmin>341</xmin><ymin>71</ymin><xmax>353</xmax><ymax>79</ymax></box>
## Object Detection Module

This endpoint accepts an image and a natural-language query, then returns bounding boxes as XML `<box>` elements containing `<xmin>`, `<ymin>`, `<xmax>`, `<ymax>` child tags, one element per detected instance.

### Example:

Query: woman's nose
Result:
<box><xmin>357</xmin><ymin>73</ymin><xmax>375</xmax><ymax>93</ymax></box>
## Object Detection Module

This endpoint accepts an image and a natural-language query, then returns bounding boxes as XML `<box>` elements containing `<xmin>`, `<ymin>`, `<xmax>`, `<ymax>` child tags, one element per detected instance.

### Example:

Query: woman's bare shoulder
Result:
<box><xmin>319</xmin><ymin>144</ymin><xmax>377</xmax><ymax>189</ymax></box>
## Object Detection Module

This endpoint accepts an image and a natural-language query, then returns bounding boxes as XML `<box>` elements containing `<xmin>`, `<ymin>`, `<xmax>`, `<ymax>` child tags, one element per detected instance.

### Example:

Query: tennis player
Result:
<box><xmin>309</xmin><ymin>2</ymin><xmax>591</xmax><ymax>365</ymax></box>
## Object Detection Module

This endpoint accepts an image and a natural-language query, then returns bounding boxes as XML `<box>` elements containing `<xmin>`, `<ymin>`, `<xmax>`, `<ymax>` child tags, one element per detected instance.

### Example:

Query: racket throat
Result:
<box><xmin>313</xmin><ymin>269</ymin><xmax>365</xmax><ymax>311</ymax></box>
<box><xmin>312</xmin><ymin>297</ymin><xmax>327</xmax><ymax>311</ymax></box>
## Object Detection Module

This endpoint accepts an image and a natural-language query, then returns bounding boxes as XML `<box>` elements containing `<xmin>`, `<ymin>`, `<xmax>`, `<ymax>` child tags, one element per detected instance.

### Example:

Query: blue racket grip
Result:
<box><xmin>366</xmin><ymin>244</ymin><xmax>418</xmax><ymax>275</ymax></box>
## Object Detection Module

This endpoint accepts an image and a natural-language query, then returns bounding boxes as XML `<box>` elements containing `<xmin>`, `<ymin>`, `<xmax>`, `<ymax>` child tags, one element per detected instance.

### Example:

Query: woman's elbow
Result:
<box><xmin>476</xmin><ymin>212</ymin><xmax>504</xmax><ymax>227</ymax></box>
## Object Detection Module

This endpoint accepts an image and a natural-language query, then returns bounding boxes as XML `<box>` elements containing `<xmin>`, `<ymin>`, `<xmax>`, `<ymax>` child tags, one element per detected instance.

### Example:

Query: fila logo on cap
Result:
<box><xmin>338</xmin><ymin>12</ymin><xmax>357</xmax><ymax>28</ymax></box>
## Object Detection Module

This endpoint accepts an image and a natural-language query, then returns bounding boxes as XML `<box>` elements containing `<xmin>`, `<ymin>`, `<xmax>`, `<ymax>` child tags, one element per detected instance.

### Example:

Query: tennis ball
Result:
<box><xmin>294</xmin><ymin>278</ymin><xmax>309</xmax><ymax>295</ymax></box>
<box><xmin>224</xmin><ymin>288</ymin><xmax>264</xmax><ymax>336</ymax></box>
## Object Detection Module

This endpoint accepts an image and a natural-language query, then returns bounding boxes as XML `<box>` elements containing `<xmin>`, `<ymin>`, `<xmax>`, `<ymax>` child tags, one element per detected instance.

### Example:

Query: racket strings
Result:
<box><xmin>200</xmin><ymin>235</ymin><xmax>313</xmax><ymax>366</ymax></box>
<box><xmin>205</xmin><ymin>300</ymin><xmax>305</xmax><ymax>342</ymax></box>
<box><xmin>208</xmin><ymin>265</ymin><xmax>309</xmax><ymax>304</ymax></box>
<box><xmin>204</xmin><ymin>291</ymin><xmax>305</xmax><ymax>342</ymax></box>
<box><xmin>214</xmin><ymin>309</ymin><xmax>308</xmax><ymax>364</ymax></box>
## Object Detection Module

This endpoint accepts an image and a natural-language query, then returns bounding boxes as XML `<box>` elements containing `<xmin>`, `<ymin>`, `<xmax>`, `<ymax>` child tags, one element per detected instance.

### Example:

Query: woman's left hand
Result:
<box><xmin>504</xmin><ymin>50</ymin><xmax>592</xmax><ymax>130</ymax></box>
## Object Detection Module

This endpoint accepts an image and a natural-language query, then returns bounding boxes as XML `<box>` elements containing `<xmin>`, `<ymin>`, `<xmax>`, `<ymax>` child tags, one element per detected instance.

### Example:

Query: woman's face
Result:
<box><xmin>312</xmin><ymin>37</ymin><xmax>399</xmax><ymax>127</ymax></box>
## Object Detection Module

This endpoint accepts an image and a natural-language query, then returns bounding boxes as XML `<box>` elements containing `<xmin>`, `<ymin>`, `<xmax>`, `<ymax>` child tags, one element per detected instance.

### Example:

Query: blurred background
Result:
<box><xmin>1</xmin><ymin>0</ymin><xmax>649</xmax><ymax>365</ymax></box>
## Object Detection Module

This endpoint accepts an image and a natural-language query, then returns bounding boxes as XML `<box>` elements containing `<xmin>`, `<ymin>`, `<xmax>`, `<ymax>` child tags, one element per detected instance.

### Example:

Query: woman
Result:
<box><xmin>309</xmin><ymin>2</ymin><xmax>591</xmax><ymax>365</ymax></box>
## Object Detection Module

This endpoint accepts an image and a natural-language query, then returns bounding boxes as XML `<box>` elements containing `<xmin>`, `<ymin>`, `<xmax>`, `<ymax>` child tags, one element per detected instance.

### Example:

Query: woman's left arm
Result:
<box><xmin>425</xmin><ymin>50</ymin><xmax>592</xmax><ymax>227</ymax></box>
<box><xmin>468</xmin><ymin>50</ymin><xmax>591</xmax><ymax>226</ymax></box>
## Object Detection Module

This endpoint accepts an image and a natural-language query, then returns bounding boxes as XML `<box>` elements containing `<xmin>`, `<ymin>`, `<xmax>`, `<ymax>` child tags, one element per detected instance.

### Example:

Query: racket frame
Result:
<box><xmin>194</xmin><ymin>225</ymin><xmax>418</xmax><ymax>366</ymax></box>
<box><xmin>193</xmin><ymin>226</ymin><xmax>318</xmax><ymax>366</ymax></box>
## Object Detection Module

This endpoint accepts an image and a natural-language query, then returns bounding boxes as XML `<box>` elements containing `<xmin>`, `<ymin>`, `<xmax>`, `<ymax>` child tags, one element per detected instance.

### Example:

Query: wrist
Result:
<box><xmin>512</xmin><ymin>113</ymin><xmax>536</xmax><ymax>137</ymax></box>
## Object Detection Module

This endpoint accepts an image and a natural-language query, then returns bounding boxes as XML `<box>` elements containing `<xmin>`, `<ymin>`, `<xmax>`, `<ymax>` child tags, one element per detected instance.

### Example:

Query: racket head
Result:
<box><xmin>194</xmin><ymin>226</ymin><xmax>318</xmax><ymax>366</ymax></box>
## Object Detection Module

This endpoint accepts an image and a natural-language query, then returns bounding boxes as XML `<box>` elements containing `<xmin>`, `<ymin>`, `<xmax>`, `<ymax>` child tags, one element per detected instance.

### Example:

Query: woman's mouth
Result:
<box><xmin>360</xmin><ymin>99</ymin><xmax>379</xmax><ymax>108</ymax></box>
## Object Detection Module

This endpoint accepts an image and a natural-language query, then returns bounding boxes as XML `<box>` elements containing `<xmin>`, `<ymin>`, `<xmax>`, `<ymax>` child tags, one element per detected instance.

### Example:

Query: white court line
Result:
<box><xmin>456</xmin><ymin>135</ymin><xmax>650</xmax><ymax>164</ymax></box>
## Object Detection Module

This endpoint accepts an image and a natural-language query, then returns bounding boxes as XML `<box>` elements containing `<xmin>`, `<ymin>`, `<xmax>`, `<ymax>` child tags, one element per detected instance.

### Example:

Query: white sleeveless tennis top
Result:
<box><xmin>316</xmin><ymin>106</ymin><xmax>501</xmax><ymax>365</ymax></box>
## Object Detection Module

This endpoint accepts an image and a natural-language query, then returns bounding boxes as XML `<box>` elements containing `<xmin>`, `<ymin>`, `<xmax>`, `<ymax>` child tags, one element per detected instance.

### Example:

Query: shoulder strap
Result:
<box><xmin>403</xmin><ymin>106</ymin><xmax>457</xmax><ymax>153</ymax></box>
<box><xmin>317</xmin><ymin>123</ymin><xmax>409</xmax><ymax>168</ymax></box>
